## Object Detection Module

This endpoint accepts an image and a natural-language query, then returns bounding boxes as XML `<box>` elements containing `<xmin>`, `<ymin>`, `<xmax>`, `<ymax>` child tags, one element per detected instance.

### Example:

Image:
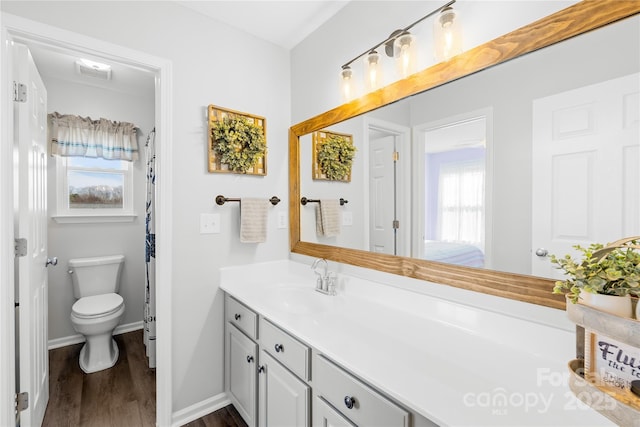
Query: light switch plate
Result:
<box><xmin>342</xmin><ymin>211</ymin><xmax>353</xmax><ymax>226</ymax></box>
<box><xmin>277</xmin><ymin>211</ymin><xmax>287</xmax><ymax>229</ymax></box>
<box><xmin>200</xmin><ymin>213</ymin><xmax>221</xmax><ymax>234</ymax></box>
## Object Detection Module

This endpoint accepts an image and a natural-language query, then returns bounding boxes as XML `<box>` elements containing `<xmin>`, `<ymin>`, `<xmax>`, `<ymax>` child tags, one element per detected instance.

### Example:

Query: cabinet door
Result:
<box><xmin>314</xmin><ymin>396</ymin><xmax>356</xmax><ymax>427</ymax></box>
<box><xmin>258</xmin><ymin>350</ymin><xmax>309</xmax><ymax>427</ymax></box>
<box><xmin>228</xmin><ymin>323</ymin><xmax>258</xmax><ymax>427</ymax></box>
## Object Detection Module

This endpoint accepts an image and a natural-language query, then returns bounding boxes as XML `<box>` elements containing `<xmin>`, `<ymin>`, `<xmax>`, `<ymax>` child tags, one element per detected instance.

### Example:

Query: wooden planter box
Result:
<box><xmin>566</xmin><ymin>298</ymin><xmax>640</xmax><ymax>424</ymax></box>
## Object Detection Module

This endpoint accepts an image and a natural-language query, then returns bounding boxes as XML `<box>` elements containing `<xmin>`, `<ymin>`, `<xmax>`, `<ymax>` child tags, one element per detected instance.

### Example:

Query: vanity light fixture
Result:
<box><xmin>434</xmin><ymin>6</ymin><xmax>463</xmax><ymax>62</ymax></box>
<box><xmin>363</xmin><ymin>50</ymin><xmax>383</xmax><ymax>92</ymax></box>
<box><xmin>339</xmin><ymin>65</ymin><xmax>355</xmax><ymax>102</ymax></box>
<box><xmin>339</xmin><ymin>0</ymin><xmax>457</xmax><ymax>101</ymax></box>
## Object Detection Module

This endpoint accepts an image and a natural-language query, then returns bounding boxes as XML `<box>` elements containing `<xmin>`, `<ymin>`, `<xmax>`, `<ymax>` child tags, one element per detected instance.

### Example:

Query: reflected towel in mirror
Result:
<box><xmin>315</xmin><ymin>199</ymin><xmax>340</xmax><ymax>237</ymax></box>
<box><xmin>240</xmin><ymin>198</ymin><xmax>269</xmax><ymax>243</ymax></box>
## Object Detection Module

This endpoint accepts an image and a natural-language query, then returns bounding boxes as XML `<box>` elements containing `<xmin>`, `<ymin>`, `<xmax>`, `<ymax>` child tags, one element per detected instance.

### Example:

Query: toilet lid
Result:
<box><xmin>72</xmin><ymin>293</ymin><xmax>124</xmax><ymax>318</ymax></box>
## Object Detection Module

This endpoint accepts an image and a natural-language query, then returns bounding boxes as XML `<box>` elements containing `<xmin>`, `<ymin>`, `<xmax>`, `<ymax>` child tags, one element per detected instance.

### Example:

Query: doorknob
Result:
<box><xmin>46</xmin><ymin>257</ymin><xmax>58</xmax><ymax>267</ymax></box>
<box><xmin>535</xmin><ymin>248</ymin><xmax>548</xmax><ymax>257</ymax></box>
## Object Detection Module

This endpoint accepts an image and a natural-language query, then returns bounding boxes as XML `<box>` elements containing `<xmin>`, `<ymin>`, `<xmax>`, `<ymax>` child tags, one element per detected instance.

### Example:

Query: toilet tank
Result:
<box><xmin>68</xmin><ymin>255</ymin><xmax>125</xmax><ymax>298</ymax></box>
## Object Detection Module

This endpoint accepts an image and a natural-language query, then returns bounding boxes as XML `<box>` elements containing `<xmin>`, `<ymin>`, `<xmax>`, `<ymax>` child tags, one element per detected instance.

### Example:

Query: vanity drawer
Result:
<box><xmin>314</xmin><ymin>354</ymin><xmax>409</xmax><ymax>427</ymax></box>
<box><xmin>260</xmin><ymin>318</ymin><xmax>310</xmax><ymax>381</ymax></box>
<box><xmin>226</xmin><ymin>295</ymin><xmax>258</xmax><ymax>340</ymax></box>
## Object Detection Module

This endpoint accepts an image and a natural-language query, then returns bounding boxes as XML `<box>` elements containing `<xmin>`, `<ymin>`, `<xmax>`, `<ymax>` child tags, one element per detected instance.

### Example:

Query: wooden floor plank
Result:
<box><xmin>43</xmin><ymin>329</ymin><xmax>244</xmax><ymax>427</ymax></box>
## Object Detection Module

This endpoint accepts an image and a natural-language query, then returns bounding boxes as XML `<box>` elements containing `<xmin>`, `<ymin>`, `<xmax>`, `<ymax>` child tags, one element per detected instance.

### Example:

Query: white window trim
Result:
<box><xmin>52</xmin><ymin>155</ymin><xmax>137</xmax><ymax>224</ymax></box>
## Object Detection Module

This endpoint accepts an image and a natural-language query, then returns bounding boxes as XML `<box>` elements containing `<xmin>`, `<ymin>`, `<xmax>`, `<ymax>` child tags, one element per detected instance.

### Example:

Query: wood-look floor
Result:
<box><xmin>44</xmin><ymin>329</ymin><xmax>246</xmax><ymax>427</ymax></box>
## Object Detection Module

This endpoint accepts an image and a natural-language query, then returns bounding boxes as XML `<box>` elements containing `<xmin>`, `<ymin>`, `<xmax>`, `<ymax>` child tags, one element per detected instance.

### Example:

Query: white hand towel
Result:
<box><xmin>316</xmin><ymin>199</ymin><xmax>341</xmax><ymax>237</ymax></box>
<box><xmin>240</xmin><ymin>198</ymin><xmax>269</xmax><ymax>243</ymax></box>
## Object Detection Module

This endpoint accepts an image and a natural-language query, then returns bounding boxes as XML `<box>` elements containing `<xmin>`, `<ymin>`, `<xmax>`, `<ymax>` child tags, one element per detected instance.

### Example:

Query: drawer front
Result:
<box><xmin>260</xmin><ymin>318</ymin><xmax>310</xmax><ymax>381</ymax></box>
<box><xmin>314</xmin><ymin>354</ymin><xmax>409</xmax><ymax>427</ymax></box>
<box><xmin>226</xmin><ymin>295</ymin><xmax>258</xmax><ymax>340</ymax></box>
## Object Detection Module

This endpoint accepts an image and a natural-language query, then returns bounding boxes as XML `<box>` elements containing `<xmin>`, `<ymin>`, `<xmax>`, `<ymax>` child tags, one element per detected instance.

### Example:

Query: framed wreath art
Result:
<box><xmin>208</xmin><ymin>105</ymin><xmax>267</xmax><ymax>175</ymax></box>
<box><xmin>312</xmin><ymin>130</ymin><xmax>356</xmax><ymax>182</ymax></box>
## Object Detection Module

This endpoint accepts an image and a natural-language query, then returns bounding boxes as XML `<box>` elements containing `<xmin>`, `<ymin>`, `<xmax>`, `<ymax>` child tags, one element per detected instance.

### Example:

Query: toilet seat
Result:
<box><xmin>72</xmin><ymin>293</ymin><xmax>124</xmax><ymax>319</ymax></box>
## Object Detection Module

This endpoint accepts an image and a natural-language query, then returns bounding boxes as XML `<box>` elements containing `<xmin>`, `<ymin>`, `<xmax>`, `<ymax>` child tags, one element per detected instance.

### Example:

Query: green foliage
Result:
<box><xmin>317</xmin><ymin>135</ymin><xmax>356</xmax><ymax>181</ymax></box>
<box><xmin>212</xmin><ymin>116</ymin><xmax>266</xmax><ymax>173</ymax></box>
<box><xmin>551</xmin><ymin>240</ymin><xmax>640</xmax><ymax>303</ymax></box>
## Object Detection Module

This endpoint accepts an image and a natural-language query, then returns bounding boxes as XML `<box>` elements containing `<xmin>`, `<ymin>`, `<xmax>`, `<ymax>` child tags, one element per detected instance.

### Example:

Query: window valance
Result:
<box><xmin>48</xmin><ymin>112</ymin><xmax>139</xmax><ymax>161</ymax></box>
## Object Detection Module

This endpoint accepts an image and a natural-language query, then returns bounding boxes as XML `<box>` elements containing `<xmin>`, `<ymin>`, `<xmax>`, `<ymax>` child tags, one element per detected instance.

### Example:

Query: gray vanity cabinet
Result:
<box><xmin>225</xmin><ymin>295</ymin><xmax>310</xmax><ymax>427</ymax></box>
<box><xmin>225</xmin><ymin>293</ymin><xmax>427</xmax><ymax>427</ymax></box>
<box><xmin>313</xmin><ymin>354</ymin><xmax>410</xmax><ymax>427</ymax></box>
<box><xmin>258</xmin><ymin>350</ymin><xmax>309</xmax><ymax>427</ymax></box>
<box><xmin>314</xmin><ymin>395</ymin><xmax>357</xmax><ymax>426</ymax></box>
<box><xmin>227</xmin><ymin>323</ymin><xmax>258</xmax><ymax>426</ymax></box>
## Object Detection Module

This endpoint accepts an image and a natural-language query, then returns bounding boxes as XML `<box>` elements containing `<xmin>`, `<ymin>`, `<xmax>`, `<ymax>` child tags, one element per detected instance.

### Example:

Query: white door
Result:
<box><xmin>369</xmin><ymin>133</ymin><xmax>397</xmax><ymax>255</ymax></box>
<box><xmin>14</xmin><ymin>43</ymin><xmax>49</xmax><ymax>427</ymax></box>
<box><xmin>532</xmin><ymin>73</ymin><xmax>640</xmax><ymax>278</ymax></box>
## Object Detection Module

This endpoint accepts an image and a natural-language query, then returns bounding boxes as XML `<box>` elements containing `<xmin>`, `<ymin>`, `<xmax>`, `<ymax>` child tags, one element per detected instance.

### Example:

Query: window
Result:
<box><xmin>54</xmin><ymin>155</ymin><xmax>135</xmax><ymax>223</ymax></box>
<box><xmin>438</xmin><ymin>160</ymin><xmax>485</xmax><ymax>246</ymax></box>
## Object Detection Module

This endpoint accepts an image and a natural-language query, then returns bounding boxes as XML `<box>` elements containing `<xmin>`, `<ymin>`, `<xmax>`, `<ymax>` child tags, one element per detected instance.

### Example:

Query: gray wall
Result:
<box><xmin>45</xmin><ymin>77</ymin><xmax>154</xmax><ymax>343</ymax></box>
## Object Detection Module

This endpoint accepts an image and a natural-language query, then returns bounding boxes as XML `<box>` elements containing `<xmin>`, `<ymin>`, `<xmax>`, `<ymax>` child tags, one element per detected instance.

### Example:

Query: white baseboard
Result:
<box><xmin>47</xmin><ymin>321</ymin><xmax>144</xmax><ymax>350</ymax></box>
<box><xmin>171</xmin><ymin>392</ymin><xmax>231</xmax><ymax>427</ymax></box>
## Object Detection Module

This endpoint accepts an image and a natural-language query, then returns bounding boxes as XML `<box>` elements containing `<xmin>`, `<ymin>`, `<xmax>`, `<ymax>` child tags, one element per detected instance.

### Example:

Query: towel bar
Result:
<box><xmin>300</xmin><ymin>197</ymin><xmax>348</xmax><ymax>206</ymax></box>
<box><xmin>216</xmin><ymin>195</ymin><xmax>280</xmax><ymax>206</ymax></box>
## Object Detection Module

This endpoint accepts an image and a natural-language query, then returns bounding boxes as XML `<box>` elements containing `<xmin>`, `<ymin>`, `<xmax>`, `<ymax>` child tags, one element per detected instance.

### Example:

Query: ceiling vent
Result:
<box><xmin>75</xmin><ymin>59</ymin><xmax>112</xmax><ymax>80</ymax></box>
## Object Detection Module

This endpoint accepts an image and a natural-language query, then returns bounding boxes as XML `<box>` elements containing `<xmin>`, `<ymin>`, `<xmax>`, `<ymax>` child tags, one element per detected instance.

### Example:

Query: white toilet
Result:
<box><xmin>69</xmin><ymin>254</ymin><xmax>126</xmax><ymax>374</ymax></box>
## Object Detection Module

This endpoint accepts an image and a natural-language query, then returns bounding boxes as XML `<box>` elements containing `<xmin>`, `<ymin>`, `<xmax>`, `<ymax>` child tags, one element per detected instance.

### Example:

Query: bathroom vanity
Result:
<box><xmin>221</xmin><ymin>260</ymin><xmax>612</xmax><ymax>426</ymax></box>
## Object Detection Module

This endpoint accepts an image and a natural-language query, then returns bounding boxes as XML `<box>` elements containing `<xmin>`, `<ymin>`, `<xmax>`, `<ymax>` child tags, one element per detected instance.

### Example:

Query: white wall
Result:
<box><xmin>1</xmin><ymin>0</ymin><xmax>291</xmax><ymax>415</ymax></box>
<box><xmin>291</xmin><ymin>1</ymin><xmax>577</xmax><ymax>123</ymax></box>
<box><xmin>44</xmin><ymin>77</ymin><xmax>154</xmax><ymax>343</ymax></box>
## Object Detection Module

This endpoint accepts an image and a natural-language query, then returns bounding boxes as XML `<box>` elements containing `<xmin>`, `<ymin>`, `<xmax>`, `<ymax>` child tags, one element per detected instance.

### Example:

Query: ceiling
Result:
<box><xmin>177</xmin><ymin>1</ymin><xmax>350</xmax><ymax>50</ymax></box>
<box><xmin>25</xmin><ymin>1</ymin><xmax>349</xmax><ymax>96</ymax></box>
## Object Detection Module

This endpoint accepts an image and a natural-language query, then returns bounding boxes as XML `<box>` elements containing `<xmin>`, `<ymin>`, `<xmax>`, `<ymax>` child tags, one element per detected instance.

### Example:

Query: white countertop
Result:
<box><xmin>220</xmin><ymin>260</ymin><xmax>613</xmax><ymax>426</ymax></box>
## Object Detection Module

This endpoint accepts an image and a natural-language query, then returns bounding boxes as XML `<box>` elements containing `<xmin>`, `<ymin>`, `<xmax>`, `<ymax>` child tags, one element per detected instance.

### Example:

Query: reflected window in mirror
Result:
<box><xmin>419</xmin><ymin>116</ymin><xmax>487</xmax><ymax>268</ymax></box>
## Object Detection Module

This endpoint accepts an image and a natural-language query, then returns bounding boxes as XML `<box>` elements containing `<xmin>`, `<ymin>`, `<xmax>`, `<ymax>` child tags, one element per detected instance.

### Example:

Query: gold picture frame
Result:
<box><xmin>208</xmin><ymin>105</ymin><xmax>266</xmax><ymax>175</ymax></box>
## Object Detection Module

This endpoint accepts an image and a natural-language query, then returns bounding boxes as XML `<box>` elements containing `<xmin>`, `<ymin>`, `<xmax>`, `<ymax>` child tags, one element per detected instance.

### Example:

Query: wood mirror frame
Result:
<box><xmin>289</xmin><ymin>1</ymin><xmax>640</xmax><ymax>310</ymax></box>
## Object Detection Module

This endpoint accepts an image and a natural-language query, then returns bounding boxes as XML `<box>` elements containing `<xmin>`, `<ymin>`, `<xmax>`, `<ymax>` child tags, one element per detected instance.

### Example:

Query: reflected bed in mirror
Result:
<box><xmin>290</xmin><ymin>1</ymin><xmax>640</xmax><ymax>309</ymax></box>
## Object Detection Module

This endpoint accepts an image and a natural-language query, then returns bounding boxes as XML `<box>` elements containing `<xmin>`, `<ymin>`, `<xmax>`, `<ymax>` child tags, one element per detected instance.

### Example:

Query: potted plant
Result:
<box><xmin>551</xmin><ymin>236</ymin><xmax>640</xmax><ymax>318</ymax></box>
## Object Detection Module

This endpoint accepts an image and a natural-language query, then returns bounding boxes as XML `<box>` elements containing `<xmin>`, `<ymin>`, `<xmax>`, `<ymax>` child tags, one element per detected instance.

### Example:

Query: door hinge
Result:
<box><xmin>15</xmin><ymin>392</ymin><xmax>29</xmax><ymax>413</ymax></box>
<box><xmin>15</xmin><ymin>238</ymin><xmax>27</xmax><ymax>257</ymax></box>
<box><xmin>392</xmin><ymin>151</ymin><xmax>399</xmax><ymax>161</ymax></box>
<box><xmin>13</xmin><ymin>81</ymin><xmax>27</xmax><ymax>103</ymax></box>
<box><xmin>392</xmin><ymin>220</ymin><xmax>400</xmax><ymax>229</ymax></box>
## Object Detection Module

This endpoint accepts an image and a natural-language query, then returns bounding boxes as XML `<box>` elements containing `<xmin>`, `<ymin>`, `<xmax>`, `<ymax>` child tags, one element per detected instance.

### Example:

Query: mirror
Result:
<box><xmin>290</xmin><ymin>2</ymin><xmax>640</xmax><ymax>309</ymax></box>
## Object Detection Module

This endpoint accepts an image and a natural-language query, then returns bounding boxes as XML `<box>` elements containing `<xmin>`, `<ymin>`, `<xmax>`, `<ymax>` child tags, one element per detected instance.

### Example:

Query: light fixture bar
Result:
<box><xmin>340</xmin><ymin>0</ymin><xmax>456</xmax><ymax>70</ymax></box>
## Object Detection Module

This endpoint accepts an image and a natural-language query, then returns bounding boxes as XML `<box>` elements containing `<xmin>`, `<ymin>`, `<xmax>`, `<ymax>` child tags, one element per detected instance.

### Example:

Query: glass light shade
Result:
<box><xmin>363</xmin><ymin>51</ymin><xmax>384</xmax><ymax>91</ymax></box>
<box><xmin>434</xmin><ymin>7</ymin><xmax>463</xmax><ymax>62</ymax></box>
<box><xmin>340</xmin><ymin>66</ymin><xmax>355</xmax><ymax>102</ymax></box>
<box><xmin>394</xmin><ymin>33</ymin><xmax>417</xmax><ymax>79</ymax></box>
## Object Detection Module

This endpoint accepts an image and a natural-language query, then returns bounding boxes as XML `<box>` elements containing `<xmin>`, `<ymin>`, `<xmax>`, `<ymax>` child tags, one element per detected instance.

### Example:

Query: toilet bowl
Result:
<box><xmin>68</xmin><ymin>255</ymin><xmax>125</xmax><ymax>374</ymax></box>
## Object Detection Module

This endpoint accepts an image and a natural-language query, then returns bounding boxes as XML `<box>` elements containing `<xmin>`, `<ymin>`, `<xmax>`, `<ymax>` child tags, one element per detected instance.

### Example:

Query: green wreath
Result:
<box><xmin>212</xmin><ymin>116</ymin><xmax>266</xmax><ymax>173</ymax></box>
<box><xmin>317</xmin><ymin>134</ymin><xmax>356</xmax><ymax>180</ymax></box>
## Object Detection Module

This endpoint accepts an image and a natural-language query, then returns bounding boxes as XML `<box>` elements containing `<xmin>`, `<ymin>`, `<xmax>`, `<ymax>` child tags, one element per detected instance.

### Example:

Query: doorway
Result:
<box><xmin>412</xmin><ymin>109</ymin><xmax>493</xmax><ymax>268</ymax></box>
<box><xmin>1</xmin><ymin>15</ymin><xmax>173</xmax><ymax>426</ymax></box>
<box><xmin>365</xmin><ymin>118</ymin><xmax>411</xmax><ymax>257</ymax></box>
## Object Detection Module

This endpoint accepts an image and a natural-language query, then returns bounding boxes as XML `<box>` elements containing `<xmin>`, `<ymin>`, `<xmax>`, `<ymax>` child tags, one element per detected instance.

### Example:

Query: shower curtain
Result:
<box><xmin>144</xmin><ymin>128</ymin><xmax>157</xmax><ymax>368</ymax></box>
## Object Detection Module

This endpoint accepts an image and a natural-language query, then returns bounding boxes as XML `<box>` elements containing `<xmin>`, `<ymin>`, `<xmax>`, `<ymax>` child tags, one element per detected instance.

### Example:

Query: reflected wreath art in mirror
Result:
<box><xmin>312</xmin><ymin>130</ymin><xmax>356</xmax><ymax>182</ymax></box>
<box><xmin>208</xmin><ymin>105</ymin><xmax>267</xmax><ymax>175</ymax></box>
